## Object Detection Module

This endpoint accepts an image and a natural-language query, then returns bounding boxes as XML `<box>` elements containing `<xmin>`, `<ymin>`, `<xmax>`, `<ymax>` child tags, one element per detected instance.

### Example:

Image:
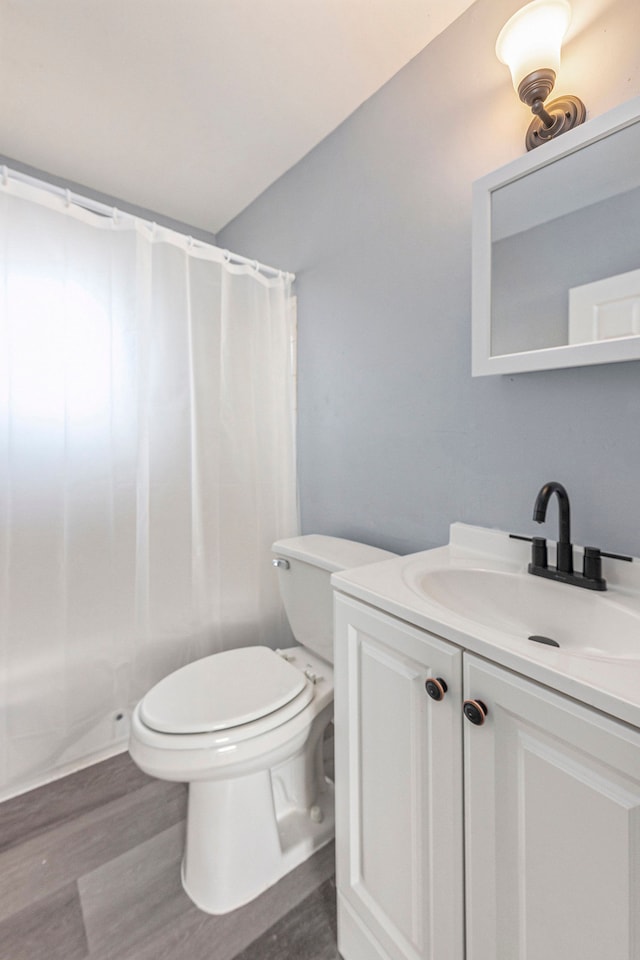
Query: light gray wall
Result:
<box><xmin>218</xmin><ymin>0</ymin><xmax>640</xmax><ymax>557</ymax></box>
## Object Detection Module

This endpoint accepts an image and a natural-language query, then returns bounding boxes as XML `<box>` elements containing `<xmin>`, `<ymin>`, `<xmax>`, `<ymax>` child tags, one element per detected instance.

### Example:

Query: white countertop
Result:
<box><xmin>331</xmin><ymin>522</ymin><xmax>640</xmax><ymax>729</ymax></box>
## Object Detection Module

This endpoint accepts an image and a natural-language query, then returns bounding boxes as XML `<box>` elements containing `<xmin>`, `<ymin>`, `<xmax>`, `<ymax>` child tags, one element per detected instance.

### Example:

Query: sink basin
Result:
<box><xmin>404</xmin><ymin>566</ymin><xmax>640</xmax><ymax>661</ymax></box>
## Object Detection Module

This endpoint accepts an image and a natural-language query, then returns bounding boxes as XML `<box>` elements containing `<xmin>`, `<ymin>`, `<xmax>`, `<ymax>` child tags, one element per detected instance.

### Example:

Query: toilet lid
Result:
<box><xmin>139</xmin><ymin>646</ymin><xmax>309</xmax><ymax>735</ymax></box>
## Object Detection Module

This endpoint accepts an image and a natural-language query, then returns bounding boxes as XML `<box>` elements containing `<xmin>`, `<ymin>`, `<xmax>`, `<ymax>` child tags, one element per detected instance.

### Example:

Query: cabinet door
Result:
<box><xmin>334</xmin><ymin>594</ymin><xmax>464</xmax><ymax>960</ymax></box>
<box><xmin>464</xmin><ymin>654</ymin><xmax>640</xmax><ymax>960</ymax></box>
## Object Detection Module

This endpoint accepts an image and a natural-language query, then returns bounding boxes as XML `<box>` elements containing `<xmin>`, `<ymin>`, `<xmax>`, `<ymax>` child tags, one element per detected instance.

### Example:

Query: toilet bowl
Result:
<box><xmin>129</xmin><ymin>534</ymin><xmax>396</xmax><ymax>914</ymax></box>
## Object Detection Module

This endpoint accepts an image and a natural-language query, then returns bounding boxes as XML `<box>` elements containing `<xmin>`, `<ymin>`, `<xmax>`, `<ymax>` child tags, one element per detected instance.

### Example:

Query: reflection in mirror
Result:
<box><xmin>490</xmin><ymin>118</ymin><xmax>640</xmax><ymax>357</ymax></box>
<box><xmin>569</xmin><ymin>268</ymin><xmax>640</xmax><ymax>345</ymax></box>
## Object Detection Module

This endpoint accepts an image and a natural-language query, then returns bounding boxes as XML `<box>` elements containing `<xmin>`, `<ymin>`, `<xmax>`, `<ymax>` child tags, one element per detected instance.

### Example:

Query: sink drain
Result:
<box><xmin>528</xmin><ymin>634</ymin><xmax>560</xmax><ymax>648</ymax></box>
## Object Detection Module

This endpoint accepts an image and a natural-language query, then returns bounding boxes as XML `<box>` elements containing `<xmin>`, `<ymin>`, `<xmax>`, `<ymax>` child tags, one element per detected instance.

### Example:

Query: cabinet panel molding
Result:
<box><xmin>334</xmin><ymin>594</ymin><xmax>464</xmax><ymax>960</ymax></box>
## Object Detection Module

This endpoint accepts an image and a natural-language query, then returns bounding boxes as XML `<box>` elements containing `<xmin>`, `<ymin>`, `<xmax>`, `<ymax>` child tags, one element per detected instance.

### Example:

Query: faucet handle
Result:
<box><xmin>600</xmin><ymin>549</ymin><xmax>633</xmax><ymax>563</ymax></box>
<box><xmin>509</xmin><ymin>533</ymin><xmax>548</xmax><ymax>571</ymax></box>
<box><xmin>582</xmin><ymin>546</ymin><xmax>603</xmax><ymax>582</ymax></box>
<box><xmin>509</xmin><ymin>533</ymin><xmax>548</xmax><ymax>570</ymax></box>
<box><xmin>583</xmin><ymin>545</ymin><xmax>633</xmax><ymax>584</ymax></box>
<box><xmin>531</xmin><ymin>537</ymin><xmax>548</xmax><ymax>569</ymax></box>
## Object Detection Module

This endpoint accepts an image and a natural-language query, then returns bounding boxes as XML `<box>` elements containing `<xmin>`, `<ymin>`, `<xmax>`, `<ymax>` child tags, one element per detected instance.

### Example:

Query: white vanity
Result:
<box><xmin>332</xmin><ymin>523</ymin><xmax>640</xmax><ymax>960</ymax></box>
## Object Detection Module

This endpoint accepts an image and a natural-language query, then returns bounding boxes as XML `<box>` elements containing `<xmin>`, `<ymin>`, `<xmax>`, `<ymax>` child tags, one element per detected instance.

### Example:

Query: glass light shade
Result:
<box><xmin>496</xmin><ymin>0</ymin><xmax>572</xmax><ymax>93</ymax></box>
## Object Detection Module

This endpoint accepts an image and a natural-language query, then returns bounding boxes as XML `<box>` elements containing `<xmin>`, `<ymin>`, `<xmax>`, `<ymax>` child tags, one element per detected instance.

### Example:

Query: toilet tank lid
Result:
<box><xmin>272</xmin><ymin>534</ymin><xmax>397</xmax><ymax>573</ymax></box>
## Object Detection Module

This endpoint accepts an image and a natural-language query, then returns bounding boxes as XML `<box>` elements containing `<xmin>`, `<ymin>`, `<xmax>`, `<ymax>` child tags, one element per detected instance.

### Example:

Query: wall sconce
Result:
<box><xmin>496</xmin><ymin>0</ymin><xmax>586</xmax><ymax>150</ymax></box>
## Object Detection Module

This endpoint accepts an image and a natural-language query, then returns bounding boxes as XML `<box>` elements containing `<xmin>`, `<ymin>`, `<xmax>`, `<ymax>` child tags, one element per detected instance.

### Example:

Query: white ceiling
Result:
<box><xmin>0</xmin><ymin>1</ymin><xmax>476</xmax><ymax>234</ymax></box>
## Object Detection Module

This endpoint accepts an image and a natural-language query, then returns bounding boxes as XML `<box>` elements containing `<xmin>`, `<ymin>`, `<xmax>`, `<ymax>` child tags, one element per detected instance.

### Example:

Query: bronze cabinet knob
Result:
<box><xmin>425</xmin><ymin>677</ymin><xmax>448</xmax><ymax>702</ymax></box>
<box><xmin>463</xmin><ymin>699</ymin><xmax>488</xmax><ymax>726</ymax></box>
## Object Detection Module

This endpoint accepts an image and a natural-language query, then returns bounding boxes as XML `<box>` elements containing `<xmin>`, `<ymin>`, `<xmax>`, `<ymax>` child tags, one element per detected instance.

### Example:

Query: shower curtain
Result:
<box><xmin>0</xmin><ymin>175</ymin><xmax>298</xmax><ymax>798</ymax></box>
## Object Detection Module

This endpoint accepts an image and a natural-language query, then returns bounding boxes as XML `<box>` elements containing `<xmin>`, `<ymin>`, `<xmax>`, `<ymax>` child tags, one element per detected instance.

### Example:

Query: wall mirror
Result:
<box><xmin>472</xmin><ymin>95</ymin><xmax>640</xmax><ymax>376</ymax></box>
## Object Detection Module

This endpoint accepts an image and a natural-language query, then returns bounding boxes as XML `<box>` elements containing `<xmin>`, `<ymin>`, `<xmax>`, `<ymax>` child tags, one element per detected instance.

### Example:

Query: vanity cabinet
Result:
<box><xmin>464</xmin><ymin>654</ymin><xmax>640</xmax><ymax>960</ymax></box>
<box><xmin>334</xmin><ymin>593</ymin><xmax>640</xmax><ymax>960</ymax></box>
<box><xmin>334</xmin><ymin>594</ymin><xmax>464</xmax><ymax>960</ymax></box>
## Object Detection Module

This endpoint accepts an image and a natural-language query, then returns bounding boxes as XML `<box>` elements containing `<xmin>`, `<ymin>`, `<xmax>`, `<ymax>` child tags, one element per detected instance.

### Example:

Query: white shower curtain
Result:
<box><xmin>0</xmin><ymin>175</ymin><xmax>298</xmax><ymax>798</ymax></box>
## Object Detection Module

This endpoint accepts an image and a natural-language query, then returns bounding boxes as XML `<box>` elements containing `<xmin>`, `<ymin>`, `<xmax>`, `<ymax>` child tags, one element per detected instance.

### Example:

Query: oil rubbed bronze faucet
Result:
<box><xmin>524</xmin><ymin>481</ymin><xmax>632</xmax><ymax>591</ymax></box>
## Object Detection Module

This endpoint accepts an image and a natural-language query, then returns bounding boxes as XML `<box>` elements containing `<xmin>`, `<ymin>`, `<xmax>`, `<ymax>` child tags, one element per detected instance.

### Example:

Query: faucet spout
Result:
<box><xmin>532</xmin><ymin>481</ymin><xmax>573</xmax><ymax>573</ymax></box>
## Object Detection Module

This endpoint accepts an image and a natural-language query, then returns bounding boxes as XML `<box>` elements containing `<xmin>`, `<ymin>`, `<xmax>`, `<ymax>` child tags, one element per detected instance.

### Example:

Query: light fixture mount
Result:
<box><xmin>518</xmin><ymin>68</ymin><xmax>586</xmax><ymax>149</ymax></box>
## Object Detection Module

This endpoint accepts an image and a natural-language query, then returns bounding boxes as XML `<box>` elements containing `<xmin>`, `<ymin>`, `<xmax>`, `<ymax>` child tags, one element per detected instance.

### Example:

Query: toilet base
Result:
<box><xmin>181</xmin><ymin>772</ymin><xmax>335</xmax><ymax>915</ymax></box>
<box><xmin>180</xmin><ymin>698</ymin><xmax>335</xmax><ymax>915</ymax></box>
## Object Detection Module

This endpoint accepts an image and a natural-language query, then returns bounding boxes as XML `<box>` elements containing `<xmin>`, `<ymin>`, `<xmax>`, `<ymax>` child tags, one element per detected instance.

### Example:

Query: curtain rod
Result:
<box><xmin>0</xmin><ymin>164</ymin><xmax>295</xmax><ymax>283</ymax></box>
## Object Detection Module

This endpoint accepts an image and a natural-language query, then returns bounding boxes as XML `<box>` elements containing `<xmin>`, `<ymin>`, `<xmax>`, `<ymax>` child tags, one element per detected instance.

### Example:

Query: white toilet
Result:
<box><xmin>129</xmin><ymin>534</ymin><xmax>396</xmax><ymax>914</ymax></box>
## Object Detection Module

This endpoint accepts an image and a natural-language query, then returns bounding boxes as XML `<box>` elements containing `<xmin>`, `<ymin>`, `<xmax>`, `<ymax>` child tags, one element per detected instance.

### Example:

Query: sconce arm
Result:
<box><xmin>530</xmin><ymin>98</ymin><xmax>557</xmax><ymax>129</ymax></box>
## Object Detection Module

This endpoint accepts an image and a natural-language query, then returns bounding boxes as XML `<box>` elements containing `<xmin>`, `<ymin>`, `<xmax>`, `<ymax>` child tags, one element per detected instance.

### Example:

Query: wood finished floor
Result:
<box><xmin>0</xmin><ymin>752</ymin><xmax>341</xmax><ymax>960</ymax></box>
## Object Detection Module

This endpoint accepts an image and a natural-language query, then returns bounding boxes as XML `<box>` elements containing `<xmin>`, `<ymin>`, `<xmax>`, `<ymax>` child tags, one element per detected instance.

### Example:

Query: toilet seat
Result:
<box><xmin>140</xmin><ymin>646</ymin><xmax>313</xmax><ymax>736</ymax></box>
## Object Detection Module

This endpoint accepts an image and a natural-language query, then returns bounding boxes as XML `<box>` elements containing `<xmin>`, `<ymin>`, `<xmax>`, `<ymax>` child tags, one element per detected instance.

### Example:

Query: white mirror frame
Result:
<box><xmin>472</xmin><ymin>94</ymin><xmax>640</xmax><ymax>377</ymax></box>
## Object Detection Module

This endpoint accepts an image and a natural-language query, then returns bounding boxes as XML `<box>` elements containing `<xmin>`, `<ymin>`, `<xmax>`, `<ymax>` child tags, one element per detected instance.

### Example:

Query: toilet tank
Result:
<box><xmin>272</xmin><ymin>535</ymin><xmax>397</xmax><ymax>663</ymax></box>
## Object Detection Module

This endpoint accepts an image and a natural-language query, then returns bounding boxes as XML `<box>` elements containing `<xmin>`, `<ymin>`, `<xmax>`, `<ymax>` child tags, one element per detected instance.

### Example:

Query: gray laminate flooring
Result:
<box><xmin>0</xmin><ymin>752</ymin><xmax>340</xmax><ymax>960</ymax></box>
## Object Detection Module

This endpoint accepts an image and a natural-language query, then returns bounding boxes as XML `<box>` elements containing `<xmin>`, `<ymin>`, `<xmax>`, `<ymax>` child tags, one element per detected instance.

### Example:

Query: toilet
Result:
<box><xmin>129</xmin><ymin>534</ymin><xmax>396</xmax><ymax>914</ymax></box>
